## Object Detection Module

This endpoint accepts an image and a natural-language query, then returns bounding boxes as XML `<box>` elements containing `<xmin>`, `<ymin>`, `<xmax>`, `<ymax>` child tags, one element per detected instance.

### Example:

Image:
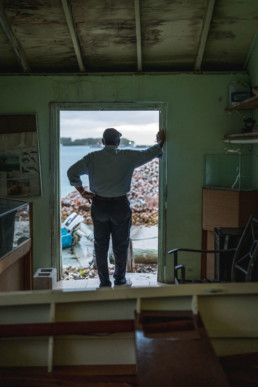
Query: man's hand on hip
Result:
<box><xmin>81</xmin><ymin>190</ymin><xmax>96</xmax><ymax>204</ymax></box>
<box><xmin>76</xmin><ymin>187</ymin><xmax>96</xmax><ymax>204</ymax></box>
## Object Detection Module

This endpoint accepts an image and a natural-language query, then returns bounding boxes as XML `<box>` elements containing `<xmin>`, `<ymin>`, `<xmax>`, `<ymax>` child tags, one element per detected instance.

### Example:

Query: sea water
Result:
<box><xmin>60</xmin><ymin>145</ymin><xmax>93</xmax><ymax>198</ymax></box>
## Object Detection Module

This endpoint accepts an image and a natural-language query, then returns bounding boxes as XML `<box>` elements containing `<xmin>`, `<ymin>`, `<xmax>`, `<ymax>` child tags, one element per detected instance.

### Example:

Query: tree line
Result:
<box><xmin>60</xmin><ymin>137</ymin><xmax>135</xmax><ymax>147</ymax></box>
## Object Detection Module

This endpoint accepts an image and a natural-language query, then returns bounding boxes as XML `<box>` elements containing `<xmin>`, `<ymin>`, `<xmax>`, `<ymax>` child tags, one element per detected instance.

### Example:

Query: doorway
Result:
<box><xmin>49</xmin><ymin>102</ymin><xmax>167</xmax><ymax>284</ymax></box>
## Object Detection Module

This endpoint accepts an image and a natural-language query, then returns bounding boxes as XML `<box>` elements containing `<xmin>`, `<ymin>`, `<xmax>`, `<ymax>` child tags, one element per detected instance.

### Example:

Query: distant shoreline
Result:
<box><xmin>62</xmin><ymin>144</ymin><xmax>149</xmax><ymax>148</ymax></box>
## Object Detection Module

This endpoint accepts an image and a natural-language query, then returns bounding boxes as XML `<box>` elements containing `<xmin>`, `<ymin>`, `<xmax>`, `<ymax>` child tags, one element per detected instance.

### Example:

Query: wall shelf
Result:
<box><xmin>225</xmin><ymin>95</ymin><xmax>258</xmax><ymax>111</ymax></box>
<box><xmin>223</xmin><ymin>131</ymin><xmax>258</xmax><ymax>144</ymax></box>
<box><xmin>224</xmin><ymin>93</ymin><xmax>258</xmax><ymax>142</ymax></box>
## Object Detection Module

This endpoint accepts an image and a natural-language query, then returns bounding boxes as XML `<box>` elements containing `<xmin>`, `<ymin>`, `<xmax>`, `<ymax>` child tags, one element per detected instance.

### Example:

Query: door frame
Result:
<box><xmin>49</xmin><ymin>102</ymin><xmax>167</xmax><ymax>280</ymax></box>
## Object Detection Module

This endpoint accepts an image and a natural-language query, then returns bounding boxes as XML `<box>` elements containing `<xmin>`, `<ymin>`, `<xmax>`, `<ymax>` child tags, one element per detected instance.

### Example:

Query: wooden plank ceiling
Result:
<box><xmin>0</xmin><ymin>0</ymin><xmax>257</xmax><ymax>74</ymax></box>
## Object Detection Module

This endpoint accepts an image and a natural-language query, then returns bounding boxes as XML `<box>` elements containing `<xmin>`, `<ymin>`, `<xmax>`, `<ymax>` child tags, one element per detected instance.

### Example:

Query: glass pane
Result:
<box><xmin>204</xmin><ymin>154</ymin><xmax>253</xmax><ymax>190</ymax></box>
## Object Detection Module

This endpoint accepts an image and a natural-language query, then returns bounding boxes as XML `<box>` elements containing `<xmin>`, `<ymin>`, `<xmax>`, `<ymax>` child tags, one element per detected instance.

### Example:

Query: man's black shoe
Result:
<box><xmin>114</xmin><ymin>279</ymin><xmax>132</xmax><ymax>288</ymax></box>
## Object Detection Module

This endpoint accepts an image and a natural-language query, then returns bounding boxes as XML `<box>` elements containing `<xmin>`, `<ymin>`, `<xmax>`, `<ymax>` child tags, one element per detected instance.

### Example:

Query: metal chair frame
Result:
<box><xmin>168</xmin><ymin>216</ymin><xmax>258</xmax><ymax>284</ymax></box>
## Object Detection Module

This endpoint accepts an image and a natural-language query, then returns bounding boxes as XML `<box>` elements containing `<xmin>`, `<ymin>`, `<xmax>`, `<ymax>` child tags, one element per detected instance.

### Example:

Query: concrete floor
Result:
<box><xmin>55</xmin><ymin>272</ymin><xmax>167</xmax><ymax>290</ymax></box>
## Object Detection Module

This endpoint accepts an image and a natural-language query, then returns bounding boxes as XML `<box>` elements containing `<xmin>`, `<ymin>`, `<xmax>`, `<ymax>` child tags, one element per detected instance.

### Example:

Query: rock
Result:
<box><xmin>61</xmin><ymin>158</ymin><xmax>159</xmax><ymax>227</ymax></box>
<box><xmin>61</xmin><ymin>264</ymin><xmax>157</xmax><ymax>281</ymax></box>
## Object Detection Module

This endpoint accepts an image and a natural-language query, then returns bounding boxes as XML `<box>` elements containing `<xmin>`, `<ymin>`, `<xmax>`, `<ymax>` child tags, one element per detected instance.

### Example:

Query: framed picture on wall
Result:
<box><xmin>0</xmin><ymin>114</ymin><xmax>42</xmax><ymax>197</ymax></box>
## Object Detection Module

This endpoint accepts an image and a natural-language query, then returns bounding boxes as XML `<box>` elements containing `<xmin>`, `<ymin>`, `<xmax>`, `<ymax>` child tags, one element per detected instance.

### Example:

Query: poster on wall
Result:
<box><xmin>0</xmin><ymin>114</ymin><xmax>42</xmax><ymax>197</ymax></box>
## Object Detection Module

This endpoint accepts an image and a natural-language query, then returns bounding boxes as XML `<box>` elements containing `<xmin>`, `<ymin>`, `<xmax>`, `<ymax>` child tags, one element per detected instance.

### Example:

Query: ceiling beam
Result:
<box><xmin>0</xmin><ymin>1</ymin><xmax>30</xmax><ymax>72</ymax></box>
<box><xmin>61</xmin><ymin>0</ymin><xmax>85</xmax><ymax>72</ymax></box>
<box><xmin>135</xmin><ymin>0</ymin><xmax>142</xmax><ymax>72</ymax></box>
<box><xmin>194</xmin><ymin>0</ymin><xmax>216</xmax><ymax>71</ymax></box>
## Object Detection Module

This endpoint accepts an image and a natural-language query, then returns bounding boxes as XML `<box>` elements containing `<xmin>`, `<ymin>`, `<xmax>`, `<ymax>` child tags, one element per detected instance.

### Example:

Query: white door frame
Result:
<box><xmin>49</xmin><ymin>102</ymin><xmax>167</xmax><ymax>280</ymax></box>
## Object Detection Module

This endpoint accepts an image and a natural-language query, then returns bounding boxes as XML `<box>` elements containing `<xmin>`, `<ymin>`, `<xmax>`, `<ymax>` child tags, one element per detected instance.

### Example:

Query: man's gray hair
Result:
<box><xmin>103</xmin><ymin>128</ymin><xmax>122</xmax><ymax>145</ymax></box>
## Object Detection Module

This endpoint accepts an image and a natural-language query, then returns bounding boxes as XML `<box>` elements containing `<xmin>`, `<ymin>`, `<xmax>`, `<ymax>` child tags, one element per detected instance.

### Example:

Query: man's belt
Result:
<box><xmin>95</xmin><ymin>195</ymin><xmax>127</xmax><ymax>201</ymax></box>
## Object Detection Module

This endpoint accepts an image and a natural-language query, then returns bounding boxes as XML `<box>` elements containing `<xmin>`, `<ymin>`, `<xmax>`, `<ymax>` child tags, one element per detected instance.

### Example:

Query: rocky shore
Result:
<box><xmin>61</xmin><ymin>158</ymin><xmax>159</xmax><ymax>226</ymax></box>
<box><xmin>61</xmin><ymin>263</ymin><xmax>157</xmax><ymax>280</ymax></box>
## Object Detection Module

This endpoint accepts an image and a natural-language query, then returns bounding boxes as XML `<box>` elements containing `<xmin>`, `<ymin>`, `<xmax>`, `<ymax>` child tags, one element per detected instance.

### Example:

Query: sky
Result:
<box><xmin>60</xmin><ymin>110</ymin><xmax>159</xmax><ymax>145</ymax></box>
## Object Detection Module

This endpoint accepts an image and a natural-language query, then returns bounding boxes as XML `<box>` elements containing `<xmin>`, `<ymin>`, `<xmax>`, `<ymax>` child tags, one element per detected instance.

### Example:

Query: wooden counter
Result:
<box><xmin>0</xmin><ymin>239</ymin><xmax>32</xmax><ymax>291</ymax></box>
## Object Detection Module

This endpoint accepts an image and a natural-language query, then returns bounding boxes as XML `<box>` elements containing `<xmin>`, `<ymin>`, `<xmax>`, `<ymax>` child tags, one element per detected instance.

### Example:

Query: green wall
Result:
<box><xmin>0</xmin><ymin>72</ymin><xmax>251</xmax><ymax>281</ymax></box>
<box><xmin>247</xmin><ymin>35</ymin><xmax>258</xmax><ymax>189</ymax></box>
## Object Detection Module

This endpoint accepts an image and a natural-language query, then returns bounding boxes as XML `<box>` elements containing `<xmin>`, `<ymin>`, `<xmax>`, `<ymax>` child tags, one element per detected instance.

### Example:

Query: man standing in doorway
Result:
<box><xmin>67</xmin><ymin>128</ymin><xmax>165</xmax><ymax>288</ymax></box>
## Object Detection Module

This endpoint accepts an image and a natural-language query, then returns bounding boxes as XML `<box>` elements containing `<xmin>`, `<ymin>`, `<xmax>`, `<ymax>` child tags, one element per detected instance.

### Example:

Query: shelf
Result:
<box><xmin>223</xmin><ymin>131</ymin><xmax>258</xmax><ymax>144</ymax></box>
<box><xmin>225</xmin><ymin>95</ymin><xmax>258</xmax><ymax>111</ymax></box>
<box><xmin>225</xmin><ymin>131</ymin><xmax>258</xmax><ymax>138</ymax></box>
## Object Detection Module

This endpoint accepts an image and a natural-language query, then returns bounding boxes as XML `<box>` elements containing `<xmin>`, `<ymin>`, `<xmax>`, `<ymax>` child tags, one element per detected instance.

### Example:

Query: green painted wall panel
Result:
<box><xmin>248</xmin><ymin>35</ymin><xmax>258</xmax><ymax>87</ymax></box>
<box><xmin>0</xmin><ymin>73</ymin><xmax>251</xmax><ymax>281</ymax></box>
<box><xmin>247</xmin><ymin>35</ymin><xmax>258</xmax><ymax>189</ymax></box>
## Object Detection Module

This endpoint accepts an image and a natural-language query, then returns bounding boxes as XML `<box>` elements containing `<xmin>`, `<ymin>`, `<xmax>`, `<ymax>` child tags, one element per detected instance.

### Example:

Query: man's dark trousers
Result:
<box><xmin>91</xmin><ymin>196</ymin><xmax>132</xmax><ymax>287</ymax></box>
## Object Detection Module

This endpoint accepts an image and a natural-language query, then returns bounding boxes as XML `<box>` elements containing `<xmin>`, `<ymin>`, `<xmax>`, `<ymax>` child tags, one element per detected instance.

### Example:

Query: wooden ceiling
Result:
<box><xmin>0</xmin><ymin>0</ymin><xmax>257</xmax><ymax>74</ymax></box>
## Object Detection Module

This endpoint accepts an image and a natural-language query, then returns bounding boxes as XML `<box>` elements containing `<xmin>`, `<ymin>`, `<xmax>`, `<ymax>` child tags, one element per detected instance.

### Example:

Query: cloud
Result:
<box><xmin>60</xmin><ymin>110</ymin><xmax>159</xmax><ymax>144</ymax></box>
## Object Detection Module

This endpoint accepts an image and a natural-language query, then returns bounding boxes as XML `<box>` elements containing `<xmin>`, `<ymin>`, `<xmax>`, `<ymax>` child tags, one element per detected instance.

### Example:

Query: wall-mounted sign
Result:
<box><xmin>0</xmin><ymin>114</ymin><xmax>42</xmax><ymax>197</ymax></box>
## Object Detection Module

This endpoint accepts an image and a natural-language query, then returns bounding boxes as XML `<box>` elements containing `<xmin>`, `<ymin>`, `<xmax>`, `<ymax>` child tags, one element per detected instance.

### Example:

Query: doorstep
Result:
<box><xmin>55</xmin><ymin>272</ymin><xmax>167</xmax><ymax>290</ymax></box>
